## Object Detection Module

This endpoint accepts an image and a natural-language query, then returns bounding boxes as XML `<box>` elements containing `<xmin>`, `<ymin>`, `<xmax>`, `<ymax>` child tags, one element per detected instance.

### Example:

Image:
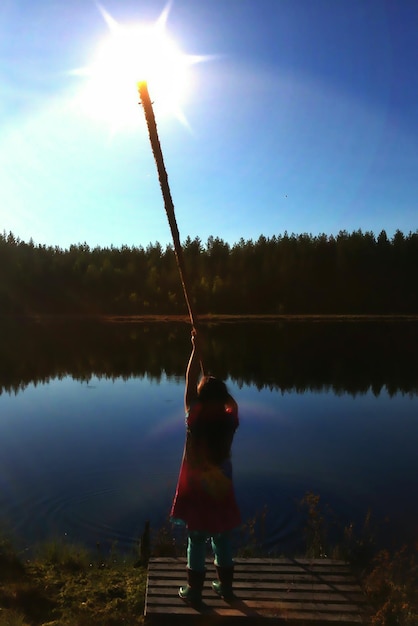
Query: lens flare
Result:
<box><xmin>74</xmin><ymin>3</ymin><xmax>210</xmax><ymax>130</ymax></box>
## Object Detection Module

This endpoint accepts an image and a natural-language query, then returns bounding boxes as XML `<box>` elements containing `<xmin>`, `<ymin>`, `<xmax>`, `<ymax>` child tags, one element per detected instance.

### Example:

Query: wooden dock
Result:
<box><xmin>145</xmin><ymin>557</ymin><xmax>371</xmax><ymax>625</ymax></box>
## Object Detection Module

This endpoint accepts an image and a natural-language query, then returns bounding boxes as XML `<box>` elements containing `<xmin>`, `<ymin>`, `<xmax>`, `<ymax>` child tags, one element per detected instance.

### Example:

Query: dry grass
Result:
<box><xmin>0</xmin><ymin>536</ymin><xmax>147</xmax><ymax>626</ymax></box>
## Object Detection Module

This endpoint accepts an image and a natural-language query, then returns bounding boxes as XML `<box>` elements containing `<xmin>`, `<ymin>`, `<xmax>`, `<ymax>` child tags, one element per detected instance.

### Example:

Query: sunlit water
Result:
<box><xmin>1</xmin><ymin>374</ymin><xmax>417</xmax><ymax>554</ymax></box>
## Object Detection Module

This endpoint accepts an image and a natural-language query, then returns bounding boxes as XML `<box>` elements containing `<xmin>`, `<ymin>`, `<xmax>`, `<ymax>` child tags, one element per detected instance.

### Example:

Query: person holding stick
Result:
<box><xmin>170</xmin><ymin>330</ymin><xmax>241</xmax><ymax>606</ymax></box>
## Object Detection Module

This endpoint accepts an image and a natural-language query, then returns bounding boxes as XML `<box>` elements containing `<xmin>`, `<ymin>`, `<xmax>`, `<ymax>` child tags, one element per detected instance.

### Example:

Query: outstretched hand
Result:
<box><xmin>185</xmin><ymin>328</ymin><xmax>203</xmax><ymax>410</ymax></box>
<box><xmin>190</xmin><ymin>328</ymin><xmax>204</xmax><ymax>376</ymax></box>
<box><xmin>191</xmin><ymin>328</ymin><xmax>200</xmax><ymax>350</ymax></box>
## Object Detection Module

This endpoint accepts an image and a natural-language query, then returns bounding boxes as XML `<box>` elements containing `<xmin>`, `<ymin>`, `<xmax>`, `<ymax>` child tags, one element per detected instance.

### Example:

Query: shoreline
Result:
<box><xmin>2</xmin><ymin>313</ymin><xmax>418</xmax><ymax>324</ymax></box>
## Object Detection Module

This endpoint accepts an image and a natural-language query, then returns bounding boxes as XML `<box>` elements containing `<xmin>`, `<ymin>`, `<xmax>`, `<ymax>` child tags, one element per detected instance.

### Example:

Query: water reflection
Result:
<box><xmin>1</xmin><ymin>318</ymin><xmax>417</xmax><ymax>395</ymax></box>
<box><xmin>0</xmin><ymin>319</ymin><xmax>418</xmax><ymax>555</ymax></box>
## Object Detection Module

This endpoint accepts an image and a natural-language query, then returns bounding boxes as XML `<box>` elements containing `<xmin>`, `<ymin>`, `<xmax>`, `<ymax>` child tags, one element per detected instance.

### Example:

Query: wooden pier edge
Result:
<box><xmin>145</xmin><ymin>557</ymin><xmax>372</xmax><ymax>625</ymax></box>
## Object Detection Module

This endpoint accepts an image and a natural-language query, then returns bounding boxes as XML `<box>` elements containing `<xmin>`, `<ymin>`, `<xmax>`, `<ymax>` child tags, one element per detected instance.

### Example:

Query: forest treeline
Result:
<box><xmin>1</xmin><ymin>228</ymin><xmax>417</xmax><ymax>315</ymax></box>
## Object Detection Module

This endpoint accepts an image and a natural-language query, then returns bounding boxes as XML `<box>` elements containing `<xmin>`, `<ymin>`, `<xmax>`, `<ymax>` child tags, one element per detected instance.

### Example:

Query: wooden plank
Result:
<box><xmin>148</xmin><ymin>557</ymin><xmax>355</xmax><ymax>565</ymax></box>
<box><xmin>150</xmin><ymin>560</ymin><xmax>355</xmax><ymax>574</ymax></box>
<box><xmin>149</xmin><ymin>556</ymin><xmax>355</xmax><ymax>570</ymax></box>
<box><xmin>147</xmin><ymin>571</ymin><xmax>359</xmax><ymax>583</ymax></box>
<box><xmin>148</xmin><ymin>576</ymin><xmax>361</xmax><ymax>588</ymax></box>
<box><xmin>147</xmin><ymin>595</ymin><xmax>364</xmax><ymax>612</ymax></box>
<box><xmin>148</xmin><ymin>573</ymin><xmax>359</xmax><ymax>585</ymax></box>
<box><xmin>147</xmin><ymin>586</ymin><xmax>366</xmax><ymax>602</ymax></box>
<box><xmin>146</xmin><ymin>588</ymin><xmax>367</xmax><ymax>604</ymax></box>
<box><xmin>146</xmin><ymin>606</ymin><xmax>365</xmax><ymax>626</ymax></box>
<box><xmin>144</xmin><ymin>557</ymin><xmax>371</xmax><ymax>625</ymax></box>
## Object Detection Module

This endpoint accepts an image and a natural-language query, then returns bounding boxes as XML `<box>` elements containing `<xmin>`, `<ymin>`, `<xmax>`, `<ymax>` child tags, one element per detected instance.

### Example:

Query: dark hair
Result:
<box><xmin>197</xmin><ymin>376</ymin><xmax>229</xmax><ymax>403</ymax></box>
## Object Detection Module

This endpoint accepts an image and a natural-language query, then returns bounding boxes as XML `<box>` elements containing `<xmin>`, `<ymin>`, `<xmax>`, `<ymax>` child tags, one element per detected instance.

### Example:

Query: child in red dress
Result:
<box><xmin>170</xmin><ymin>331</ymin><xmax>241</xmax><ymax>606</ymax></box>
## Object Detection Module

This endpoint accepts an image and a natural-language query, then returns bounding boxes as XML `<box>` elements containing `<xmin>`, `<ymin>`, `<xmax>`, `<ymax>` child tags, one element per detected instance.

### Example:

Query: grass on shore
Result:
<box><xmin>0</xmin><ymin>534</ymin><xmax>147</xmax><ymax>626</ymax></box>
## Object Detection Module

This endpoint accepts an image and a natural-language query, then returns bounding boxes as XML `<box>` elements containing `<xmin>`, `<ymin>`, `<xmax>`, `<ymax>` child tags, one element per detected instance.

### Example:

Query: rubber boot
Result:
<box><xmin>179</xmin><ymin>568</ymin><xmax>206</xmax><ymax>607</ymax></box>
<box><xmin>212</xmin><ymin>565</ymin><xmax>234</xmax><ymax>600</ymax></box>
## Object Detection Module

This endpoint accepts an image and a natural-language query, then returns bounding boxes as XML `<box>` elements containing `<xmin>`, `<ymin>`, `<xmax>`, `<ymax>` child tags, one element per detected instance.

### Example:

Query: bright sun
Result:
<box><xmin>75</xmin><ymin>4</ymin><xmax>204</xmax><ymax>129</ymax></box>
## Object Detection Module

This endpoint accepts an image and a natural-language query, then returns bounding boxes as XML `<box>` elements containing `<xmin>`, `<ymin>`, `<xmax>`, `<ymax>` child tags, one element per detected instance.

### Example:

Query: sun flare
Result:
<box><xmin>75</xmin><ymin>4</ymin><xmax>206</xmax><ymax>129</ymax></box>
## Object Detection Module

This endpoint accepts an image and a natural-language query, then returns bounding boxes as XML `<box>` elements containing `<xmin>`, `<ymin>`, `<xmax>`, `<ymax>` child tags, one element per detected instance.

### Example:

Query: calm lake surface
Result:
<box><xmin>1</xmin><ymin>319</ymin><xmax>417</xmax><ymax>555</ymax></box>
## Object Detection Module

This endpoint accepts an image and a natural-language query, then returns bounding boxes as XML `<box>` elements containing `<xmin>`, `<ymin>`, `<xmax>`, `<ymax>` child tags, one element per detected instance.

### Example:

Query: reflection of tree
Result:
<box><xmin>0</xmin><ymin>320</ymin><xmax>417</xmax><ymax>397</ymax></box>
<box><xmin>1</xmin><ymin>229</ymin><xmax>418</xmax><ymax>315</ymax></box>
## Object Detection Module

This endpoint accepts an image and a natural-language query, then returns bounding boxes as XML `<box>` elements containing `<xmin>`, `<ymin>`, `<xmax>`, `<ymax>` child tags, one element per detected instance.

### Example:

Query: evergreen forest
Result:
<box><xmin>1</xmin><ymin>228</ymin><xmax>417</xmax><ymax>316</ymax></box>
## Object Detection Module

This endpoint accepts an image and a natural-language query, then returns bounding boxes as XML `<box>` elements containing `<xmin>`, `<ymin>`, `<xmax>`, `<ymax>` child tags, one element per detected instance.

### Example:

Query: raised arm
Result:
<box><xmin>184</xmin><ymin>331</ymin><xmax>202</xmax><ymax>412</ymax></box>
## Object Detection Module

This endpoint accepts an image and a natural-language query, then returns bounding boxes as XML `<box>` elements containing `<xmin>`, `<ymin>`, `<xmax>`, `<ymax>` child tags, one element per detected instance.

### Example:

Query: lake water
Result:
<box><xmin>1</xmin><ymin>319</ymin><xmax>417</xmax><ymax>556</ymax></box>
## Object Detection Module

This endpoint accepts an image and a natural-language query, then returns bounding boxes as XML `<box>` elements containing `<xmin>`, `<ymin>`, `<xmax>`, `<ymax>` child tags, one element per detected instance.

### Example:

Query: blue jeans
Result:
<box><xmin>187</xmin><ymin>530</ymin><xmax>233</xmax><ymax>571</ymax></box>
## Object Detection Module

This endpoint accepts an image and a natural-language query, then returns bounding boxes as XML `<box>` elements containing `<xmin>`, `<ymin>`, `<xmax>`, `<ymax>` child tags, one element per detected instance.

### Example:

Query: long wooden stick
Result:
<box><xmin>138</xmin><ymin>82</ymin><xmax>203</xmax><ymax>370</ymax></box>
<box><xmin>138</xmin><ymin>81</ymin><xmax>197</xmax><ymax>327</ymax></box>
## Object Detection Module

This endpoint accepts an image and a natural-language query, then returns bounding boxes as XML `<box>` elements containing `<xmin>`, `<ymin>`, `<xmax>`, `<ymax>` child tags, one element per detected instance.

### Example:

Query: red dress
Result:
<box><xmin>170</xmin><ymin>401</ymin><xmax>241</xmax><ymax>533</ymax></box>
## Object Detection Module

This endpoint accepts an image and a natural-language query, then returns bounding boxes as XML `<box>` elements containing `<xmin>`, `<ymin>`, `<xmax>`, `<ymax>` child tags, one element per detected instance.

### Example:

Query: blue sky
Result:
<box><xmin>1</xmin><ymin>0</ymin><xmax>417</xmax><ymax>250</ymax></box>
